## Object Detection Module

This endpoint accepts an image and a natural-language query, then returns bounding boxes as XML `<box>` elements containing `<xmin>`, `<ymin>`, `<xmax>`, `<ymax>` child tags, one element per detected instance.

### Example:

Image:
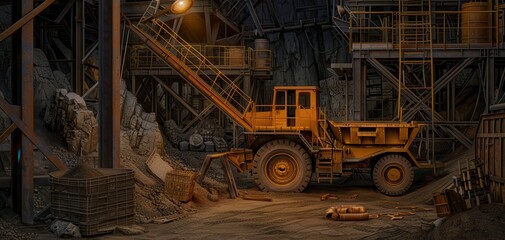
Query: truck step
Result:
<box><xmin>316</xmin><ymin>158</ymin><xmax>333</xmax><ymax>184</ymax></box>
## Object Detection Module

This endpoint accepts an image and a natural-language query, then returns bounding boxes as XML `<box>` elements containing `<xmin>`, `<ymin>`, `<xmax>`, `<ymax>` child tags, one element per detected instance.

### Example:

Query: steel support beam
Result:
<box><xmin>0</xmin><ymin>0</ymin><xmax>55</xmax><ymax>42</ymax></box>
<box><xmin>0</xmin><ymin>123</ymin><xmax>16</xmax><ymax>143</ymax></box>
<box><xmin>486</xmin><ymin>57</ymin><xmax>495</xmax><ymax>113</ymax></box>
<box><xmin>213</xmin><ymin>10</ymin><xmax>240</xmax><ymax>33</ymax></box>
<box><xmin>99</xmin><ymin>0</ymin><xmax>121</xmax><ymax>168</ymax></box>
<box><xmin>367</xmin><ymin>58</ymin><xmax>473</xmax><ymax>148</ymax></box>
<box><xmin>0</xmin><ymin>98</ymin><xmax>67</xmax><ymax>171</ymax></box>
<box><xmin>402</xmin><ymin>58</ymin><xmax>476</xmax><ymax>120</ymax></box>
<box><xmin>245</xmin><ymin>0</ymin><xmax>264</xmax><ymax>36</ymax></box>
<box><xmin>20</xmin><ymin>0</ymin><xmax>34</xmax><ymax>224</ymax></box>
<box><xmin>74</xmin><ymin>0</ymin><xmax>84</xmax><ymax>95</ymax></box>
<box><xmin>55</xmin><ymin>0</ymin><xmax>75</xmax><ymax>24</ymax></box>
<box><xmin>265</xmin><ymin>0</ymin><xmax>283</xmax><ymax>28</ymax></box>
<box><xmin>9</xmin><ymin>0</ymin><xmax>35</xmax><ymax>225</ymax></box>
<box><xmin>153</xmin><ymin>76</ymin><xmax>200</xmax><ymax>117</ymax></box>
<box><xmin>204</xmin><ymin>8</ymin><xmax>212</xmax><ymax>43</ymax></box>
<box><xmin>352</xmin><ymin>59</ymin><xmax>365</xmax><ymax>120</ymax></box>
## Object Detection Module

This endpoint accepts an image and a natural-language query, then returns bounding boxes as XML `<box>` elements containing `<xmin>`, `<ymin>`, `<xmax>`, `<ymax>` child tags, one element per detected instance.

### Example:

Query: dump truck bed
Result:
<box><xmin>328</xmin><ymin>121</ymin><xmax>420</xmax><ymax>147</ymax></box>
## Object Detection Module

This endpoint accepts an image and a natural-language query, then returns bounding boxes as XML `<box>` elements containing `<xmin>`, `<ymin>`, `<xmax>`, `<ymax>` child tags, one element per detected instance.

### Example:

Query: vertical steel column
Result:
<box><xmin>486</xmin><ymin>57</ymin><xmax>495</xmax><ymax>113</ymax></box>
<box><xmin>243</xmin><ymin>75</ymin><xmax>251</xmax><ymax>96</ymax></box>
<box><xmin>74</xmin><ymin>0</ymin><xmax>83</xmax><ymax>95</ymax></box>
<box><xmin>11</xmin><ymin>0</ymin><xmax>34</xmax><ymax>224</ymax></box>
<box><xmin>20</xmin><ymin>0</ymin><xmax>34</xmax><ymax>224</ymax></box>
<box><xmin>352</xmin><ymin>59</ymin><xmax>365</xmax><ymax>120</ymax></box>
<box><xmin>99</xmin><ymin>0</ymin><xmax>121</xmax><ymax>168</ymax></box>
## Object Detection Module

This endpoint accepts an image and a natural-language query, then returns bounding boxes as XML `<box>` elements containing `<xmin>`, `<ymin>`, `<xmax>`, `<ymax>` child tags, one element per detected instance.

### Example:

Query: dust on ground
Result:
<box><xmin>2</xmin><ymin>127</ymin><xmax>505</xmax><ymax>240</ymax></box>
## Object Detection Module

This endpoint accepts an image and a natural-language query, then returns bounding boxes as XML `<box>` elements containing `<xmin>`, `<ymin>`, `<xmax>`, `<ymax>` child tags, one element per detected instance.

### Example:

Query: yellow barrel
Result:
<box><xmin>227</xmin><ymin>47</ymin><xmax>244</xmax><ymax>66</ymax></box>
<box><xmin>254</xmin><ymin>39</ymin><xmax>270</xmax><ymax>70</ymax></box>
<box><xmin>461</xmin><ymin>2</ymin><xmax>490</xmax><ymax>43</ymax></box>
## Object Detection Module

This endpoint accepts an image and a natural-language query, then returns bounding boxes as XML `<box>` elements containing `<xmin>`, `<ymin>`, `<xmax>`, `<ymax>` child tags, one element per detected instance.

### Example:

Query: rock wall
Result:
<box><xmin>319</xmin><ymin>75</ymin><xmax>352</xmax><ymax>121</ymax></box>
<box><xmin>34</xmin><ymin>48</ymin><xmax>72</xmax><ymax>115</ymax></box>
<box><xmin>243</xmin><ymin>1</ymin><xmax>349</xmax><ymax>120</ymax></box>
<box><xmin>44</xmin><ymin>89</ymin><xmax>98</xmax><ymax>156</ymax></box>
<box><xmin>120</xmin><ymin>80</ymin><xmax>164</xmax><ymax>156</ymax></box>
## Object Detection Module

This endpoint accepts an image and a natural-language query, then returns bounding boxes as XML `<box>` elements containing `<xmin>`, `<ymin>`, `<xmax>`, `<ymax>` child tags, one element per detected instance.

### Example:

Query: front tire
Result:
<box><xmin>372</xmin><ymin>154</ymin><xmax>414</xmax><ymax>196</ymax></box>
<box><xmin>252</xmin><ymin>139</ymin><xmax>312</xmax><ymax>192</ymax></box>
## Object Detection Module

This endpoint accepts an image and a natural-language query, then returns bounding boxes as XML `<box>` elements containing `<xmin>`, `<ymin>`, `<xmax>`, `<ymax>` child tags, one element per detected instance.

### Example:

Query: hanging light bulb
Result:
<box><xmin>171</xmin><ymin>0</ymin><xmax>194</xmax><ymax>14</ymax></box>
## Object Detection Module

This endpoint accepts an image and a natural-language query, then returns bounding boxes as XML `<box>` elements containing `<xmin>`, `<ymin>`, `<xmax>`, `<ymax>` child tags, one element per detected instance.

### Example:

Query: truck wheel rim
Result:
<box><xmin>266</xmin><ymin>153</ymin><xmax>298</xmax><ymax>186</ymax></box>
<box><xmin>384</xmin><ymin>165</ymin><xmax>403</xmax><ymax>184</ymax></box>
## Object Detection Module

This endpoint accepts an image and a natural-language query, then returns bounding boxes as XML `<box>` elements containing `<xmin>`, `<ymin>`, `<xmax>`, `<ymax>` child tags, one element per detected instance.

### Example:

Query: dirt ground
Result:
<box><xmin>3</xmin><ymin>134</ymin><xmax>505</xmax><ymax>239</ymax></box>
<box><xmin>99</xmin><ymin>187</ymin><xmax>438</xmax><ymax>240</ymax></box>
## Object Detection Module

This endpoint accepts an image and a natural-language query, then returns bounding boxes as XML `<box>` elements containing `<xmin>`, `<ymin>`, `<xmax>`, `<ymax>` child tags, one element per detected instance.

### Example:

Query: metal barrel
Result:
<box><xmin>461</xmin><ymin>2</ymin><xmax>490</xmax><ymax>43</ymax></box>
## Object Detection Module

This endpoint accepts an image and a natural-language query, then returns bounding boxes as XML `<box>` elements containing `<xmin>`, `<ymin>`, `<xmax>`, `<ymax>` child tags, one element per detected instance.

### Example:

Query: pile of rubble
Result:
<box><xmin>44</xmin><ymin>89</ymin><xmax>98</xmax><ymax>156</ymax></box>
<box><xmin>0</xmin><ymin>216</ymin><xmax>37</xmax><ymax>240</ymax></box>
<box><xmin>164</xmin><ymin>119</ymin><xmax>228</xmax><ymax>152</ymax></box>
<box><xmin>120</xmin><ymin>80</ymin><xmax>164</xmax><ymax>156</ymax></box>
<box><xmin>44</xmin><ymin>80</ymin><xmax>164</xmax><ymax>157</ymax></box>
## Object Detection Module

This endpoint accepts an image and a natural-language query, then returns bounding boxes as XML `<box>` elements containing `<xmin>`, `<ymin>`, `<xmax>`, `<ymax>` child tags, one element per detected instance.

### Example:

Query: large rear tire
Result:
<box><xmin>252</xmin><ymin>139</ymin><xmax>312</xmax><ymax>192</ymax></box>
<box><xmin>372</xmin><ymin>154</ymin><xmax>414</xmax><ymax>196</ymax></box>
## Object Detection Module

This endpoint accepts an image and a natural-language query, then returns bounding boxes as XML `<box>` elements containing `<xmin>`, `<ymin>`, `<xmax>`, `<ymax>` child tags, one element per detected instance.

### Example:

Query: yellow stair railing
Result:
<box><xmin>127</xmin><ymin>0</ymin><xmax>255</xmax><ymax>132</ymax></box>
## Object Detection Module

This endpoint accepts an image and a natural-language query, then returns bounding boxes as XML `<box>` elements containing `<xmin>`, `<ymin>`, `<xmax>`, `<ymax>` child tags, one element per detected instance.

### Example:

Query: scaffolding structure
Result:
<box><xmin>333</xmin><ymin>0</ymin><xmax>505</xmax><ymax>160</ymax></box>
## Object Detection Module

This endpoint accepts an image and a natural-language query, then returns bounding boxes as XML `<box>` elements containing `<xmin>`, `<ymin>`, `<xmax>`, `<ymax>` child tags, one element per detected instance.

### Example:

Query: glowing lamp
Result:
<box><xmin>171</xmin><ymin>0</ymin><xmax>193</xmax><ymax>14</ymax></box>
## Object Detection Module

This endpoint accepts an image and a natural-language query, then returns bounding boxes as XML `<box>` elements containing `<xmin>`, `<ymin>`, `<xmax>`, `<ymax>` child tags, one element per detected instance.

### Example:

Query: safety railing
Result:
<box><xmin>347</xmin><ymin>9</ymin><xmax>502</xmax><ymax>49</ymax></box>
<box><xmin>131</xmin><ymin>3</ymin><xmax>255</xmax><ymax>130</ymax></box>
<box><xmin>130</xmin><ymin>45</ymin><xmax>272</xmax><ymax>71</ymax></box>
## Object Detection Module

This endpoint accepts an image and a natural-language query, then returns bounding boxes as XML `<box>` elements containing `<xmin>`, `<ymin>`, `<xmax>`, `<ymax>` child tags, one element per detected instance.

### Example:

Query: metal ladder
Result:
<box><xmin>127</xmin><ymin>0</ymin><xmax>255</xmax><ymax>132</ymax></box>
<box><xmin>398</xmin><ymin>0</ymin><xmax>435</xmax><ymax>163</ymax></box>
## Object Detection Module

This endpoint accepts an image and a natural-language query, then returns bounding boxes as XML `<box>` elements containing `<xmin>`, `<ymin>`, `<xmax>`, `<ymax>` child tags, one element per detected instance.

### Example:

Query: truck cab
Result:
<box><xmin>246</xmin><ymin>86</ymin><xmax>321</xmax><ymax>134</ymax></box>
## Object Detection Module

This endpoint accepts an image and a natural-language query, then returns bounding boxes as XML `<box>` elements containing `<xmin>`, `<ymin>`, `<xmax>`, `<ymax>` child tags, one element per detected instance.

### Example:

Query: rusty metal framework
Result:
<box><xmin>0</xmin><ymin>0</ymin><xmax>120</xmax><ymax>224</ymax></box>
<box><xmin>1</xmin><ymin>0</ymin><xmax>503</xmax><ymax>224</ymax></box>
<box><xmin>333</xmin><ymin>0</ymin><xmax>505</xmax><ymax>160</ymax></box>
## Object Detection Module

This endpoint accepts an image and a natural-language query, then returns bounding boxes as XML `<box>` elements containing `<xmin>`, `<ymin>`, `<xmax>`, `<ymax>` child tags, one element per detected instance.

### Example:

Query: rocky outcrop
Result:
<box><xmin>45</xmin><ymin>81</ymin><xmax>164</xmax><ymax>157</ymax></box>
<box><xmin>120</xmin><ymin>80</ymin><xmax>164</xmax><ymax>156</ymax></box>
<box><xmin>44</xmin><ymin>89</ymin><xmax>98</xmax><ymax>156</ymax></box>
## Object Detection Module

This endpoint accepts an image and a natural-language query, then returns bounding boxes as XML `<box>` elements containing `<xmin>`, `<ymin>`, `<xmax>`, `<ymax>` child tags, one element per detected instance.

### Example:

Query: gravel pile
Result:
<box><xmin>0</xmin><ymin>217</ymin><xmax>37</xmax><ymax>240</ymax></box>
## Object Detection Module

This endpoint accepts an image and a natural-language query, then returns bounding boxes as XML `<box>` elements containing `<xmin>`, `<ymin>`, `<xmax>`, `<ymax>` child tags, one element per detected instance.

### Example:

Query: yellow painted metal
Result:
<box><xmin>131</xmin><ymin>1</ymin><xmax>438</xmax><ymax>185</ymax></box>
<box><xmin>386</xmin><ymin>167</ymin><xmax>402</xmax><ymax>182</ymax></box>
<box><xmin>244</xmin><ymin>86</ymin><xmax>325</xmax><ymax>142</ymax></box>
<box><xmin>347</xmin><ymin>9</ymin><xmax>500</xmax><ymax>48</ymax></box>
<box><xmin>129</xmin><ymin>17</ymin><xmax>256</xmax><ymax>131</ymax></box>
<box><xmin>328</xmin><ymin>121</ymin><xmax>419</xmax><ymax>146</ymax></box>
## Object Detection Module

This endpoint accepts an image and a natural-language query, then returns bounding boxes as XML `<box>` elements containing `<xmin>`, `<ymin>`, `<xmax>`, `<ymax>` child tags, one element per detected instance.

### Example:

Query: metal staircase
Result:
<box><xmin>127</xmin><ymin>0</ymin><xmax>255</xmax><ymax>132</ymax></box>
<box><xmin>398</xmin><ymin>0</ymin><xmax>435</xmax><ymax>162</ymax></box>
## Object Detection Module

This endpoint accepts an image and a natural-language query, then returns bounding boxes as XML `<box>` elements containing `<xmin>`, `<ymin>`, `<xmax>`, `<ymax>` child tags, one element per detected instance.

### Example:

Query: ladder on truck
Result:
<box><xmin>126</xmin><ymin>0</ymin><xmax>255</xmax><ymax>132</ymax></box>
<box><xmin>397</xmin><ymin>0</ymin><xmax>436</xmax><ymax>164</ymax></box>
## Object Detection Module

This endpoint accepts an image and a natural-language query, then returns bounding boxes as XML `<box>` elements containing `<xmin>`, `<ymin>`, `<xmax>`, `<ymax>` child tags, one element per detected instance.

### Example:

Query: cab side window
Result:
<box><xmin>299</xmin><ymin>92</ymin><xmax>310</xmax><ymax>109</ymax></box>
<box><xmin>275</xmin><ymin>91</ymin><xmax>285</xmax><ymax>110</ymax></box>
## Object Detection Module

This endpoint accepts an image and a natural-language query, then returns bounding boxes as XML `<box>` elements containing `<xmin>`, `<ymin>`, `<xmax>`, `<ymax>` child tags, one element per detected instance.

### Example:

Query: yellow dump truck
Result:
<box><xmin>226</xmin><ymin>86</ymin><xmax>433</xmax><ymax>196</ymax></box>
<box><xmin>128</xmin><ymin>6</ymin><xmax>436</xmax><ymax>195</ymax></box>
